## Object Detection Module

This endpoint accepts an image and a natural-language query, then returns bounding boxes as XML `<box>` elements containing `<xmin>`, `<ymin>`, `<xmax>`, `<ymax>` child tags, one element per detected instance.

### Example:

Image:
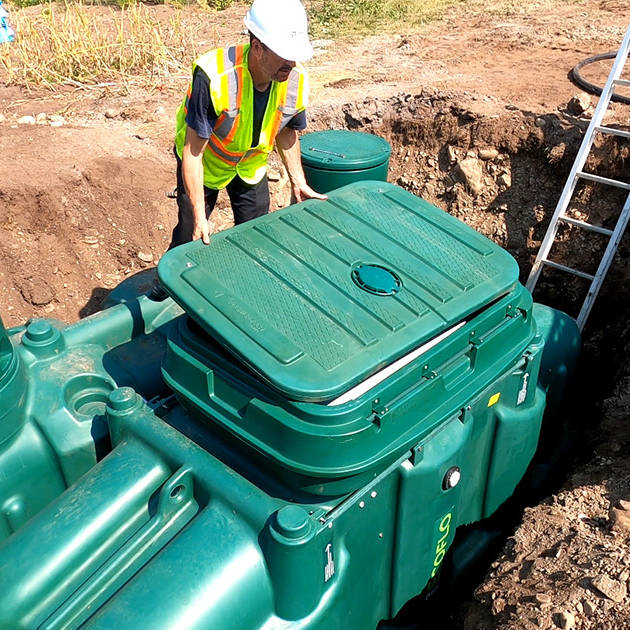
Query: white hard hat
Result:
<box><xmin>244</xmin><ymin>0</ymin><xmax>313</xmax><ymax>63</ymax></box>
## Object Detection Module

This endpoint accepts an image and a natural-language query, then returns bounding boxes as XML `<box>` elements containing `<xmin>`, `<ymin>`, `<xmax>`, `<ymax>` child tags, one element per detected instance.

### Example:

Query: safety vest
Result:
<box><xmin>175</xmin><ymin>44</ymin><xmax>308</xmax><ymax>189</ymax></box>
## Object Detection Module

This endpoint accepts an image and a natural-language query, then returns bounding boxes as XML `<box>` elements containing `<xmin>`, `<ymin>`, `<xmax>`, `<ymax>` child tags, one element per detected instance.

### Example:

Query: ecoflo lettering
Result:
<box><xmin>431</xmin><ymin>512</ymin><xmax>452</xmax><ymax>577</ymax></box>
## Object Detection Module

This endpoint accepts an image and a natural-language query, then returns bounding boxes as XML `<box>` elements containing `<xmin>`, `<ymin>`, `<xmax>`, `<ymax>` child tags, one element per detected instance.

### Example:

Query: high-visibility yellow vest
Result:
<box><xmin>175</xmin><ymin>44</ymin><xmax>308</xmax><ymax>189</ymax></box>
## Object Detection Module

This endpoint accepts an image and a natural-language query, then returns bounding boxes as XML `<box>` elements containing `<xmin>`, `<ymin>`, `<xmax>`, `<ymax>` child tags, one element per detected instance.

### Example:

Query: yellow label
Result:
<box><xmin>488</xmin><ymin>392</ymin><xmax>501</xmax><ymax>407</ymax></box>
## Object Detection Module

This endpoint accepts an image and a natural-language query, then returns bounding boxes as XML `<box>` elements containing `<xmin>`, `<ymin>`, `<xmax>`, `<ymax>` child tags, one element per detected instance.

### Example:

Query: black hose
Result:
<box><xmin>569</xmin><ymin>52</ymin><xmax>630</xmax><ymax>105</ymax></box>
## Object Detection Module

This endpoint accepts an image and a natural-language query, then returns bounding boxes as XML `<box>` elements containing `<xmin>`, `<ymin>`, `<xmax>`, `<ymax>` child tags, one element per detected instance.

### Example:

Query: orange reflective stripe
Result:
<box><xmin>268</xmin><ymin>108</ymin><xmax>284</xmax><ymax>144</ymax></box>
<box><xmin>224</xmin><ymin>112</ymin><xmax>240</xmax><ymax>145</ymax></box>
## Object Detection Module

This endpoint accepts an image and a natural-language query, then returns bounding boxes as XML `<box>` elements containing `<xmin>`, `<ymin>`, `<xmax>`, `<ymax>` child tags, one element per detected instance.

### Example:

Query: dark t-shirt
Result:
<box><xmin>185</xmin><ymin>68</ymin><xmax>307</xmax><ymax>147</ymax></box>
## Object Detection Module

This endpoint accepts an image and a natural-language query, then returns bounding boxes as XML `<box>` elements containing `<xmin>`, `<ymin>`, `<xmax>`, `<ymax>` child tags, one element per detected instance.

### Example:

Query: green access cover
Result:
<box><xmin>158</xmin><ymin>181</ymin><xmax>518</xmax><ymax>401</ymax></box>
<box><xmin>300</xmin><ymin>130</ymin><xmax>391</xmax><ymax>170</ymax></box>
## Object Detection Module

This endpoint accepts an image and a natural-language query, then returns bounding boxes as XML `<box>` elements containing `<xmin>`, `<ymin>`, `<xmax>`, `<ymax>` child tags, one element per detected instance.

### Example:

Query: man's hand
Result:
<box><xmin>192</xmin><ymin>215</ymin><xmax>215</xmax><ymax>245</ymax></box>
<box><xmin>182</xmin><ymin>127</ymin><xmax>212</xmax><ymax>245</ymax></box>
<box><xmin>291</xmin><ymin>179</ymin><xmax>327</xmax><ymax>203</ymax></box>
<box><xmin>276</xmin><ymin>126</ymin><xmax>328</xmax><ymax>204</ymax></box>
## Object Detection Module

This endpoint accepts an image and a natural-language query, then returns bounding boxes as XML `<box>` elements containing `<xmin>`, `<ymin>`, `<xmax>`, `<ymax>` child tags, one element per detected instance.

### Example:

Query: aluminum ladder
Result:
<box><xmin>526</xmin><ymin>23</ymin><xmax>630</xmax><ymax>331</ymax></box>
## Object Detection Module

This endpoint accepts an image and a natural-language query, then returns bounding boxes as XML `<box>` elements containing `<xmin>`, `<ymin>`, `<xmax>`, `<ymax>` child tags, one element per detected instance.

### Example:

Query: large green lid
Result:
<box><xmin>300</xmin><ymin>130</ymin><xmax>391</xmax><ymax>170</ymax></box>
<box><xmin>158</xmin><ymin>181</ymin><xmax>519</xmax><ymax>402</ymax></box>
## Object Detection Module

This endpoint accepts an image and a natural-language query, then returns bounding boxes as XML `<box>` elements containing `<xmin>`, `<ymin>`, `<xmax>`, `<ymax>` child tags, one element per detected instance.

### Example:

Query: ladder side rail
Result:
<box><xmin>526</xmin><ymin>23</ymin><xmax>630</xmax><ymax>293</ymax></box>
<box><xmin>576</xmin><ymin>191</ymin><xmax>630</xmax><ymax>330</ymax></box>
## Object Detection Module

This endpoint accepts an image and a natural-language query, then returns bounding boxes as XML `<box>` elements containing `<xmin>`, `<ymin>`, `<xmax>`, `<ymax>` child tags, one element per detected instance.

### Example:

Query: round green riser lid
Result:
<box><xmin>300</xmin><ymin>130</ymin><xmax>391</xmax><ymax>170</ymax></box>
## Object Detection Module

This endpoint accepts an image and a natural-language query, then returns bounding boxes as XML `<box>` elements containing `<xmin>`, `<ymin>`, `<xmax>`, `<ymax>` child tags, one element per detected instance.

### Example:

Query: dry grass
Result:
<box><xmin>0</xmin><ymin>1</ymin><xmax>203</xmax><ymax>90</ymax></box>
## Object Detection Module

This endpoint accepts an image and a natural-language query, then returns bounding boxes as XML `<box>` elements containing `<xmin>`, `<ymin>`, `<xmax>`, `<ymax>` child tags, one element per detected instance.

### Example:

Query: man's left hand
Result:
<box><xmin>291</xmin><ymin>180</ymin><xmax>328</xmax><ymax>203</ymax></box>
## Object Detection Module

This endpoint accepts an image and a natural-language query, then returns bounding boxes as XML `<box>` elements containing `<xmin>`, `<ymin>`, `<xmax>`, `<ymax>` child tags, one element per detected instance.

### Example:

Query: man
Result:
<box><xmin>168</xmin><ymin>0</ymin><xmax>326</xmax><ymax>249</ymax></box>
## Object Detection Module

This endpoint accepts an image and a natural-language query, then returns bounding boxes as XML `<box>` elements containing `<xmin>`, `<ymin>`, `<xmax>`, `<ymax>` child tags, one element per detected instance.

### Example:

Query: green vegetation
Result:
<box><xmin>306</xmin><ymin>0</ymin><xmax>465</xmax><ymax>37</ymax></box>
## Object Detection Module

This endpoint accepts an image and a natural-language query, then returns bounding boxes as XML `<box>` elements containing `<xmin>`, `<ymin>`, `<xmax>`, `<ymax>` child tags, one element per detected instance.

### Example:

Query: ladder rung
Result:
<box><xmin>558</xmin><ymin>215</ymin><xmax>614</xmax><ymax>236</ymax></box>
<box><xmin>577</xmin><ymin>171</ymin><xmax>630</xmax><ymax>191</ymax></box>
<box><xmin>613</xmin><ymin>79</ymin><xmax>630</xmax><ymax>88</ymax></box>
<box><xmin>541</xmin><ymin>259</ymin><xmax>595</xmax><ymax>281</ymax></box>
<box><xmin>594</xmin><ymin>125</ymin><xmax>630</xmax><ymax>140</ymax></box>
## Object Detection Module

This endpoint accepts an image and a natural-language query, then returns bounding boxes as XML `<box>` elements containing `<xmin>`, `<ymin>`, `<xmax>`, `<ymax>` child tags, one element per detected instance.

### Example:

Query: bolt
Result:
<box><xmin>359</xmin><ymin>501</ymin><xmax>365</xmax><ymax>509</ymax></box>
<box><xmin>371</xmin><ymin>491</ymin><xmax>377</xmax><ymax>499</ymax></box>
<box><xmin>379</xmin><ymin>532</ymin><xmax>383</xmax><ymax>538</ymax></box>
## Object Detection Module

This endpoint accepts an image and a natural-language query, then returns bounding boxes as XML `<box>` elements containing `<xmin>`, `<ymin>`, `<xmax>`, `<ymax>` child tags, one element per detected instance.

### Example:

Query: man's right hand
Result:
<box><xmin>192</xmin><ymin>215</ymin><xmax>214</xmax><ymax>245</ymax></box>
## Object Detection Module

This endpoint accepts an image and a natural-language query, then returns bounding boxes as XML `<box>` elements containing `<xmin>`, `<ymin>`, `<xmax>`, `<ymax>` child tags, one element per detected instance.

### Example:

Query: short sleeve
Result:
<box><xmin>286</xmin><ymin>109</ymin><xmax>307</xmax><ymax>131</ymax></box>
<box><xmin>185</xmin><ymin>68</ymin><xmax>218</xmax><ymax>139</ymax></box>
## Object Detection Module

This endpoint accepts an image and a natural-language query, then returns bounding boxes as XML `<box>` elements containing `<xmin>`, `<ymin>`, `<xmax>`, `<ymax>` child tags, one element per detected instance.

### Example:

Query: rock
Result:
<box><xmin>582</xmin><ymin>600</ymin><xmax>596</xmax><ymax>617</ymax></box>
<box><xmin>35</xmin><ymin>112</ymin><xmax>47</xmax><ymax>123</ymax></box>
<box><xmin>590</xmin><ymin>574</ymin><xmax>627</xmax><ymax>602</ymax></box>
<box><xmin>618</xmin><ymin>499</ymin><xmax>630</xmax><ymax>511</ymax></box>
<box><xmin>535</xmin><ymin>592</ymin><xmax>552</xmax><ymax>605</ymax></box>
<box><xmin>104</xmin><ymin>109</ymin><xmax>119</xmax><ymax>119</ymax></box>
<box><xmin>49</xmin><ymin>114</ymin><xmax>65</xmax><ymax>127</ymax></box>
<box><xmin>547</xmin><ymin>143</ymin><xmax>566</xmax><ymax>164</ymax></box>
<box><xmin>552</xmin><ymin>611</ymin><xmax>575</xmax><ymax>629</ymax></box>
<box><xmin>446</xmin><ymin>145</ymin><xmax>458</xmax><ymax>165</ymax></box>
<box><xmin>137</xmin><ymin>251</ymin><xmax>154</xmax><ymax>263</ymax></box>
<box><xmin>567</xmin><ymin>93</ymin><xmax>591</xmax><ymax>115</ymax></box>
<box><xmin>423</xmin><ymin>183</ymin><xmax>435</xmax><ymax>198</ymax></box>
<box><xmin>17</xmin><ymin>115</ymin><xmax>36</xmax><ymax>125</ymax></box>
<box><xmin>479</xmin><ymin>148</ymin><xmax>499</xmax><ymax>161</ymax></box>
<box><xmin>453</xmin><ymin>158</ymin><xmax>484</xmax><ymax>196</ymax></box>
<box><xmin>492</xmin><ymin>597</ymin><xmax>506</xmax><ymax>614</ymax></box>
<box><xmin>154</xmin><ymin>105</ymin><xmax>166</xmax><ymax>117</ymax></box>
<box><xmin>535</xmin><ymin>117</ymin><xmax>547</xmax><ymax>128</ymax></box>
<box><xmin>267</xmin><ymin>168</ymin><xmax>281</xmax><ymax>182</ymax></box>
<box><xmin>0</xmin><ymin>113</ymin><xmax>6</xmax><ymax>123</ymax></box>
<box><xmin>498</xmin><ymin>172</ymin><xmax>512</xmax><ymax>188</ymax></box>
<box><xmin>20</xmin><ymin>278</ymin><xmax>55</xmax><ymax>306</ymax></box>
<box><xmin>610</xmin><ymin>506</ymin><xmax>630</xmax><ymax>534</ymax></box>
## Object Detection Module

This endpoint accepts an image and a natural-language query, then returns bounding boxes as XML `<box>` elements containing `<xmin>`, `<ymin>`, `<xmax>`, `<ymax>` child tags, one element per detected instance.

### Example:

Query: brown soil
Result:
<box><xmin>1</xmin><ymin>1</ymin><xmax>629</xmax><ymax>628</ymax></box>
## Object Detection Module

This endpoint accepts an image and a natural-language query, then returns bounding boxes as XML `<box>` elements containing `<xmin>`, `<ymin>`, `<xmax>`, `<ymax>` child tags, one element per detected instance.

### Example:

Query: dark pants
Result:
<box><xmin>168</xmin><ymin>152</ymin><xmax>270</xmax><ymax>249</ymax></box>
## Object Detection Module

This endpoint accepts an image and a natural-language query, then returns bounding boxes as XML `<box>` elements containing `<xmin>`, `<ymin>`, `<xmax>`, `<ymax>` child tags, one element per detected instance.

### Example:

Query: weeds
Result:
<box><xmin>0</xmin><ymin>0</ymin><xmax>202</xmax><ymax>89</ymax></box>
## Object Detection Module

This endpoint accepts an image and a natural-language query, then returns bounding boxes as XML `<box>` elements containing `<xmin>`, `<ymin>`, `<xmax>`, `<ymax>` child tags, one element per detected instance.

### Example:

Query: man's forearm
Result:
<box><xmin>181</xmin><ymin>146</ymin><xmax>206</xmax><ymax>223</ymax></box>
<box><xmin>182</xmin><ymin>126</ymin><xmax>212</xmax><ymax>243</ymax></box>
<box><xmin>276</xmin><ymin>126</ymin><xmax>327</xmax><ymax>203</ymax></box>
<box><xmin>276</xmin><ymin>127</ymin><xmax>307</xmax><ymax>190</ymax></box>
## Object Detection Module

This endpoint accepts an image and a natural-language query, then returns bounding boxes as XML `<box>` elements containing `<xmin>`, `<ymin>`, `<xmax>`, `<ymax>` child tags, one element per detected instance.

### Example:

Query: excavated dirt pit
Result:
<box><xmin>321</xmin><ymin>93</ymin><xmax>630</xmax><ymax>630</ymax></box>
<box><xmin>1</xmin><ymin>91</ymin><xmax>629</xmax><ymax>629</ymax></box>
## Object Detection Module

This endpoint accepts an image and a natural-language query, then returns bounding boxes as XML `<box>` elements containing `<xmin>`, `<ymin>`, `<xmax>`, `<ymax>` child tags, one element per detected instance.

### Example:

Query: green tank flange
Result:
<box><xmin>0</xmin><ymin>317</ymin><xmax>27</xmax><ymax>447</ymax></box>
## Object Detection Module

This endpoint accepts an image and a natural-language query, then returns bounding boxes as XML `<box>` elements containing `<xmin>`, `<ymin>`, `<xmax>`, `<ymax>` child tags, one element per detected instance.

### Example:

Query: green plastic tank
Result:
<box><xmin>300</xmin><ymin>130</ymin><xmax>391</xmax><ymax>193</ymax></box>
<box><xmin>0</xmin><ymin>182</ymin><xmax>581</xmax><ymax>629</ymax></box>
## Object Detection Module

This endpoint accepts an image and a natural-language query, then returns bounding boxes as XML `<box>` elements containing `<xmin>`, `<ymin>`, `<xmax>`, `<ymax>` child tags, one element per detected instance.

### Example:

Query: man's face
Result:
<box><xmin>255</xmin><ymin>40</ymin><xmax>296</xmax><ymax>83</ymax></box>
